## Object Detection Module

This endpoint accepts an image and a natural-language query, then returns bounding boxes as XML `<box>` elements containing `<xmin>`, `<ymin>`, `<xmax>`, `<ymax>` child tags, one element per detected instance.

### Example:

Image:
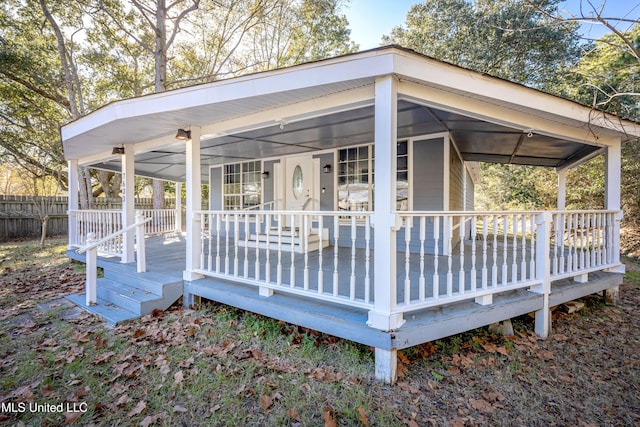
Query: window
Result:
<box><xmin>337</xmin><ymin>141</ymin><xmax>409</xmax><ymax>212</ymax></box>
<box><xmin>223</xmin><ymin>161</ymin><xmax>261</xmax><ymax>209</ymax></box>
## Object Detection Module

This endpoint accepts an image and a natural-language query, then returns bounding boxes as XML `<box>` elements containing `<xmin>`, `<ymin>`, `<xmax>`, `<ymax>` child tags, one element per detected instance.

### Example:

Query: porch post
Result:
<box><xmin>67</xmin><ymin>159</ymin><xmax>79</xmax><ymax>249</ymax></box>
<box><xmin>604</xmin><ymin>139</ymin><xmax>624</xmax><ymax>287</ymax></box>
<box><xmin>184</xmin><ymin>127</ymin><xmax>203</xmax><ymax>282</ymax></box>
<box><xmin>557</xmin><ymin>169</ymin><xmax>566</xmax><ymax>210</ymax></box>
<box><xmin>175</xmin><ymin>182</ymin><xmax>182</xmax><ymax>233</ymax></box>
<box><xmin>531</xmin><ymin>212</ymin><xmax>552</xmax><ymax>337</ymax></box>
<box><xmin>121</xmin><ymin>144</ymin><xmax>135</xmax><ymax>263</ymax></box>
<box><xmin>367</xmin><ymin>75</ymin><xmax>403</xmax><ymax>384</ymax></box>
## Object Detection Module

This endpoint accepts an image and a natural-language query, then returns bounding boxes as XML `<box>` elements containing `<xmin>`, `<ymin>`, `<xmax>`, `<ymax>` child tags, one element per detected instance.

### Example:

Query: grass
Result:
<box><xmin>0</xmin><ymin>238</ymin><xmax>639</xmax><ymax>426</ymax></box>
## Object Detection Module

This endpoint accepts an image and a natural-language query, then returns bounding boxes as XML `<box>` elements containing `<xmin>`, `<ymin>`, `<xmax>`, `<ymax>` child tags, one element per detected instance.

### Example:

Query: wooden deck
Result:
<box><xmin>133</xmin><ymin>233</ymin><xmax>622</xmax><ymax>350</ymax></box>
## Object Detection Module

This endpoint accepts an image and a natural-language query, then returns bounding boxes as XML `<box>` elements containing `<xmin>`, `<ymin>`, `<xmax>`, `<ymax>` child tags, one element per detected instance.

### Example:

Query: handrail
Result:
<box><xmin>77</xmin><ymin>217</ymin><xmax>152</xmax><ymax>254</ymax></box>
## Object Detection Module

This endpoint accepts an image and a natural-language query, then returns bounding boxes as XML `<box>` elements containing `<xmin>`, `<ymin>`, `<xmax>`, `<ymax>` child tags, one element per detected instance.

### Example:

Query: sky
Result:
<box><xmin>344</xmin><ymin>0</ymin><xmax>640</xmax><ymax>50</ymax></box>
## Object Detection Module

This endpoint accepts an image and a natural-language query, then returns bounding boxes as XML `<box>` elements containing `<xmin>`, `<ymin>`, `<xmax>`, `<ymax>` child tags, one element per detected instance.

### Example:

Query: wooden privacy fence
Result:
<box><xmin>0</xmin><ymin>195</ymin><xmax>177</xmax><ymax>241</ymax></box>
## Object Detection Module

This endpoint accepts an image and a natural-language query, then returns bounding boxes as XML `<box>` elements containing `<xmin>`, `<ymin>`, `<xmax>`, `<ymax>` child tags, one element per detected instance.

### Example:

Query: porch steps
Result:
<box><xmin>65</xmin><ymin>249</ymin><xmax>183</xmax><ymax>326</ymax></box>
<box><xmin>239</xmin><ymin>227</ymin><xmax>330</xmax><ymax>253</ymax></box>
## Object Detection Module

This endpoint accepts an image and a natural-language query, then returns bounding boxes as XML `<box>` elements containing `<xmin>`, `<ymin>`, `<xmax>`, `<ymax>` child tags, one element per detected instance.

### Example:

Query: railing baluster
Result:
<box><xmin>290</xmin><ymin>214</ymin><xmax>296</xmax><ymax>288</ymax></box>
<box><xmin>446</xmin><ymin>216</ymin><xmax>453</xmax><ymax>297</ymax></box>
<box><xmin>530</xmin><ymin>215</ymin><xmax>535</xmax><ymax>280</ymax></box>
<box><xmin>482</xmin><ymin>215</ymin><xmax>488</xmax><ymax>289</ymax></box>
<box><xmin>265</xmin><ymin>214</ymin><xmax>271</xmax><ymax>283</ymax></box>
<box><xmin>365</xmin><ymin>215</ymin><xmax>371</xmax><ymax>304</ymax></box>
<box><xmin>502</xmin><ymin>215</ymin><xmax>508</xmax><ymax>286</ymax></box>
<box><xmin>350</xmin><ymin>216</ymin><xmax>356</xmax><ymax>301</ymax></box>
<box><xmin>492</xmin><ymin>215</ymin><xmax>498</xmax><ymax>287</ymax></box>
<box><xmin>580</xmin><ymin>212</ymin><xmax>585</xmax><ymax>270</ymax></box>
<box><xmin>520</xmin><ymin>215</ymin><xmax>527</xmax><ymax>281</ymax></box>
<box><xmin>215</xmin><ymin>214</ymin><xmax>221</xmax><ymax>273</ymax></box>
<box><xmin>404</xmin><ymin>216</ymin><xmax>412</xmax><ymax>304</ymax></box>
<box><xmin>512</xmin><ymin>214</ymin><xmax>518</xmax><ymax>283</ymax></box>
<box><xmin>243</xmin><ymin>215</ymin><xmax>249</xmax><ymax>278</ymax></box>
<box><xmin>433</xmin><ymin>216</ymin><xmax>440</xmax><ymax>299</ymax></box>
<box><xmin>459</xmin><ymin>215</ymin><xmax>465</xmax><ymax>294</ymax></box>
<box><xmin>204</xmin><ymin>212</ymin><xmax>209</xmax><ymax>271</ymax></box>
<box><xmin>470</xmin><ymin>215</ymin><xmax>477</xmax><ymax>292</ymax></box>
<box><xmin>596</xmin><ymin>213</ymin><xmax>602</xmax><ymax>266</ymax></box>
<box><xmin>277</xmin><ymin>214</ymin><xmax>282</xmax><ymax>285</ymax></box>
<box><xmin>224</xmin><ymin>214</ymin><xmax>230</xmax><ymax>275</ymax></box>
<box><xmin>304</xmin><ymin>215</ymin><xmax>309</xmax><ymax>291</ymax></box>
<box><xmin>233</xmin><ymin>214</ymin><xmax>239</xmax><ymax>276</ymax></box>
<box><xmin>419</xmin><ymin>216</ymin><xmax>426</xmax><ymax>301</ymax></box>
<box><xmin>317</xmin><ymin>216</ymin><xmax>324</xmax><ymax>295</ymax></box>
<box><xmin>254</xmin><ymin>214</ymin><xmax>261</xmax><ymax>281</ymax></box>
<box><xmin>333</xmin><ymin>216</ymin><xmax>339</xmax><ymax>297</ymax></box>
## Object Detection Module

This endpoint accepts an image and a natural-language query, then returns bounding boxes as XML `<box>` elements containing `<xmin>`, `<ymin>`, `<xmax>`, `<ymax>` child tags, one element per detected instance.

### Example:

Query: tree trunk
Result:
<box><xmin>153</xmin><ymin>178</ymin><xmax>165</xmax><ymax>209</ymax></box>
<box><xmin>40</xmin><ymin>215</ymin><xmax>49</xmax><ymax>248</ymax></box>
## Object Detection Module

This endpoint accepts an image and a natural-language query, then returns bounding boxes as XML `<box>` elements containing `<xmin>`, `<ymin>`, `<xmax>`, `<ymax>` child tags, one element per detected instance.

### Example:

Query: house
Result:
<box><xmin>61</xmin><ymin>46</ymin><xmax>640</xmax><ymax>383</ymax></box>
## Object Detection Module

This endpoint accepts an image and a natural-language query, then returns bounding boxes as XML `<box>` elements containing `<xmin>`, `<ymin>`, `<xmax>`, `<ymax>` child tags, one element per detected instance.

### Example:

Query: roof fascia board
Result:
<box><xmin>61</xmin><ymin>51</ymin><xmax>396</xmax><ymax>142</ymax></box>
<box><xmin>398</xmin><ymin>80</ymin><xmax>619</xmax><ymax>147</ymax></box>
<box><xmin>393</xmin><ymin>52</ymin><xmax>640</xmax><ymax>140</ymax></box>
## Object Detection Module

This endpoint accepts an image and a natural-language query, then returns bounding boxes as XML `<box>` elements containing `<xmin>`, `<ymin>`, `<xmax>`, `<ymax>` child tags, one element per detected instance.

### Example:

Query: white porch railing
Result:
<box><xmin>193</xmin><ymin>210</ymin><xmax>374</xmax><ymax>309</ymax></box>
<box><xmin>189</xmin><ymin>209</ymin><xmax>621</xmax><ymax>318</ymax></box>
<box><xmin>69</xmin><ymin>209</ymin><xmax>122</xmax><ymax>256</ymax></box>
<box><xmin>394</xmin><ymin>210</ymin><xmax>620</xmax><ymax>314</ymax></box>
<box><xmin>76</xmin><ymin>213</ymin><xmax>152</xmax><ymax>305</ymax></box>
<box><xmin>136</xmin><ymin>208</ymin><xmax>179</xmax><ymax>235</ymax></box>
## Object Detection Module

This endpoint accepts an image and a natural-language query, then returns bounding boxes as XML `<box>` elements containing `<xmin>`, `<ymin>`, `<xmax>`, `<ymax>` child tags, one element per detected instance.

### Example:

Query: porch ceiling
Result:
<box><xmin>91</xmin><ymin>100</ymin><xmax>602</xmax><ymax>182</ymax></box>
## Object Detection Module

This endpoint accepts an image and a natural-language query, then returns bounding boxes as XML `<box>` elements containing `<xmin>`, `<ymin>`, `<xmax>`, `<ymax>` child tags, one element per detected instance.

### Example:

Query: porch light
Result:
<box><xmin>323</xmin><ymin>164</ymin><xmax>332</xmax><ymax>173</ymax></box>
<box><xmin>175</xmin><ymin>128</ymin><xmax>191</xmax><ymax>140</ymax></box>
<box><xmin>112</xmin><ymin>146</ymin><xmax>125</xmax><ymax>155</ymax></box>
<box><xmin>262</xmin><ymin>171</ymin><xmax>270</xmax><ymax>179</ymax></box>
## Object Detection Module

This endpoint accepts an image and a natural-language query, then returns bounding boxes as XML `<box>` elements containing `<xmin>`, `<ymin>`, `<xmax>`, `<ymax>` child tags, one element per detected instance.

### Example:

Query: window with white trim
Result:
<box><xmin>223</xmin><ymin>161</ymin><xmax>261</xmax><ymax>209</ymax></box>
<box><xmin>337</xmin><ymin>141</ymin><xmax>409</xmax><ymax>212</ymax></box>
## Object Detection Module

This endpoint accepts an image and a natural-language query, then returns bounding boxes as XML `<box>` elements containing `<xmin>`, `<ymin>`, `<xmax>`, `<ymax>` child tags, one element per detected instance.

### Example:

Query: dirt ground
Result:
<box><xmin>0</xmin><ymin>237</ymin><xmax>638</xmax><ymax>426</ymax></box>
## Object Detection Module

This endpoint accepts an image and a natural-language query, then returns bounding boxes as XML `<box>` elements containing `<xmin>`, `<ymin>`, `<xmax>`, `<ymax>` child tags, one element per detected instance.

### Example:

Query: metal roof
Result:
<box><xmin>61</xmin><ymin>46</ymin><xmax>640</xmax><ymax>182</ymax></box>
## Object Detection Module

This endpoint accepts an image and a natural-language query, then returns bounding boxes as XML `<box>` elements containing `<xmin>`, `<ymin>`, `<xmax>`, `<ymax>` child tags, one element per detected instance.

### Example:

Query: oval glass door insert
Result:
<box><xmin>292</xmin><ymin>165</ymin><xmax>303</xmax><ymax>199</ymax></box>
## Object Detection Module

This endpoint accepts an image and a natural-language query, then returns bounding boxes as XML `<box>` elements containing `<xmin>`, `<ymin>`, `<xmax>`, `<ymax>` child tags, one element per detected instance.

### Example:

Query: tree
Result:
<box><xmin>383</xmin><ymin>0</ymin><xmax>583</xmax><ymax>91</ymax></box>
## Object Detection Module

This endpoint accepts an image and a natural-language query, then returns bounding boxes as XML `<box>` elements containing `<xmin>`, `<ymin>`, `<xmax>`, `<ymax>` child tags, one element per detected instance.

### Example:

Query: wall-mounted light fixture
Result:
<box><xmin>112</xmin><ymin>146</ymin><xmax>125</xmax><ymax>155</ymax></box>
<box><xmin>262</xmin><ymin>171</ymin><xmax>270</xmax><ymax>179</ymax></box>
<box><xmin>175</xmin><ymin>128</ymin><xmax>191</xmax><ymax>140</ymax></box>
<box><xmin>323</xmin><ymin>164</ymin><xmax>332</xmax><ymax>173</ymax></box>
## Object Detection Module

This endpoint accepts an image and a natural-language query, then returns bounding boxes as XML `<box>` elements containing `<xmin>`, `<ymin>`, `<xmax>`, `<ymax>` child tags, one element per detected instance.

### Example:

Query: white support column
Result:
<box><xmin>184</xmin><ymin>127</ymin><xmax>204</xmax><ymax>281</ymax></box>
<box><xmin>367</xmin><ymin>75</ymin><xmax>404</xmax><ymax>332</ymax></box>
<box><xmin>531</xmin><ymin>212</ymin><xmax>552</xmax><ymax>337</ymax></box>
<box><xmin>67</xmin><ymin>159</ymin><xmax>79</xmax><ymax>249</ymax></box>
<box><xmin>605</xmin><ymin>141</ymin><xmax>624</xmax><ymax>273</ymax></box>
<box><xmin>121</xmin><ymin>144</ymin><xmax>135</xmax><ymax>263</ymax></box>
<box><xmin>175</xmin><ymin>182</ymin><xmax>183</xmax><ymax>233</ymax></box>
<box><xmin>557</xmin><ymin>169</ymin><xmax>566</xmax><ymax>211</ymax></box>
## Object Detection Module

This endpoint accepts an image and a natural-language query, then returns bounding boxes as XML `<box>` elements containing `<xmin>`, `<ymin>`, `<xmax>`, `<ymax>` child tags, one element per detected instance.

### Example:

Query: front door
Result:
<box><xmin>284</xmin><ymin>154</ymin><xmax>316</xmax><ymax>211</ymax></box>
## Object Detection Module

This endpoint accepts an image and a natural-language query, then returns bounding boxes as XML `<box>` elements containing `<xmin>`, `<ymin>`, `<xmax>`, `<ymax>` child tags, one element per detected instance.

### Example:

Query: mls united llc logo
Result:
<box><xmin>1</xmin><ymin>401</ymin><xmax>88</xmax><ymax>413</ymax></box>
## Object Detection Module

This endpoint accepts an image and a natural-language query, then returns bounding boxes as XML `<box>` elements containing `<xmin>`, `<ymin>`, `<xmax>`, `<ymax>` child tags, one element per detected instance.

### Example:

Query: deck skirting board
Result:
<box><xmin>185</xmin><ymin>277</ymin><xmax>394</xmax><ymax>350</ymax></box>
<box><xmin>549</xmin><ymin>271</ymin><xmax>623</xmax><ymax>307</ymax></box>
<box><xmin>392</xmin><ymin>289</ymin><xmax>543</xmax><ymax>349</ymax></box>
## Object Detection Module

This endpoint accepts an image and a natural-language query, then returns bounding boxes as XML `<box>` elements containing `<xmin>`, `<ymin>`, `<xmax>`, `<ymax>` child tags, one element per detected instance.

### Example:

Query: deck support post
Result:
<box><xmin>184</xmin><ymin>127</ymin><xmax>204</xmax><ymax>282</ymax></box>
<box><xmin>121</xmin><ymin>144</ymin><xmax>135</xmax><ymax>263</ymax></box>
<box><xmin>85</xmin><ymin>232</ymin><xmax>97</xmax><ymax>306</ymax></box>
<box><xmin>604</xmin><ymin>286</ymin><xmax>619</xmax><ymax>305</ymax></box>
<box><xmin>531</xmin><ymin>212</ymin><xmax>552</xmax><ymax>337</ymax></box>
<box><xmin>375</xmin><ymin>348</ymin><xmax>397</xmax><ymax>385</ymax></box>
<box><xmin>67</xmin><ymin>159</ymin><xmax>79</xmax><ymax>249</ymax></box>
